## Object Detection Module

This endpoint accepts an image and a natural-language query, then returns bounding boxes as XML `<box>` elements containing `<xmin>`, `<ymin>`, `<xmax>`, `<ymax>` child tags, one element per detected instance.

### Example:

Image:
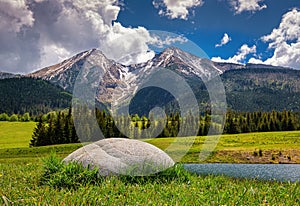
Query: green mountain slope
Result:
<box><xmin>0</xmin><ymin>77</ymin><xmax>72</xmax><ymax>115</ymax></box>
<box><xmin>130</xmin><ymin>67</ymin><xmax>300</xmax><ymax>114</ymax></box>
<box><xmin>222</xmin><ymin>68</ymin><xmax>300</xmax><ymax>112</ymax></box>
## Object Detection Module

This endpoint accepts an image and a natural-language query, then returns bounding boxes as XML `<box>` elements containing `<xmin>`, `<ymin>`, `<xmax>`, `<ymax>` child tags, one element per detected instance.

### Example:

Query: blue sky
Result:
<box><xmin>0</xmin><ymin>0</ymin><xmax>299</xmax><ymax>73</ymax></box>
<box><xmin>117</xmin><ymin>0</ymin><xmax>300</xmax><ymax>67</ymax></box>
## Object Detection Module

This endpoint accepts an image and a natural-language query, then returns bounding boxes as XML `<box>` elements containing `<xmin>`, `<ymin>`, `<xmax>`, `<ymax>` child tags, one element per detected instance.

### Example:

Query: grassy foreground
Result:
<box><xmin>0</xmin><ymin>122</ymin><xmax>299</xmax><ymax>204</ymax></box>
<box><xmin>0</xmin><ymin>155</ymin><xmax>299</xmax><ymax>205</ymax></box>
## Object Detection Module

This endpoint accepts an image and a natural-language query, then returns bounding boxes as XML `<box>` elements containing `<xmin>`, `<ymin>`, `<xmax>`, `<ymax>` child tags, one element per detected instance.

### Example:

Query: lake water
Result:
<box><xmin>183</xmin><ymin>164</ymin><xmax>300</xmax><ymax>182</ymax></box>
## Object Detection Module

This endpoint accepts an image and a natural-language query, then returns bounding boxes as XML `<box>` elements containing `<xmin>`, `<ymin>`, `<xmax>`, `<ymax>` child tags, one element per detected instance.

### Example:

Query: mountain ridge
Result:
<box><xmin>1</xmin><ymin>47</ymin><xmax>300</xmax><ymax>113</ymax></box>
<box><xmin>0</xmin><ymin>47</ymin><xmax>294</xmax><ymax>78</ymax></box>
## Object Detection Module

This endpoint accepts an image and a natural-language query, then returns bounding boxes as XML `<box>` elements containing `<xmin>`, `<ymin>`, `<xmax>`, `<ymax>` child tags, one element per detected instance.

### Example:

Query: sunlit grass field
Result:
<box><xmin>0</xmin><ymin>122</ymin><xmax>299</xmax><ymax>205</ymax></box>
<box><xmin>0</xmin><ymin>122</ymin><xmax>37</xmax><ymax>149</ymax></box>
<box><xmin>0</xmin><ymin>121</ymin><xmax>300</xmax><ymax>163</ymax></box>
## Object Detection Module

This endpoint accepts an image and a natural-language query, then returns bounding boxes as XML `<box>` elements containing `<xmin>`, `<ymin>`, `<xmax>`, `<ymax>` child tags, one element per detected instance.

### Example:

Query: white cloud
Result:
<box><xmin>229</xmin><ymin>0</ymin><xmax>267</xmax><ymax>14</ymax></box>
<box><xmin>250</xmin><ymin>9</ymin><xmax>300</xmax><ymax>69</ymax></box>
<box><xmin>0</xmin><ymin>0</ymin><xmax>188</xmax><ymax>73</ymax></box>
<box><xmin>0</xmin><ymin>0</ymin><xmax>34</xmax><ymax>32</ymax></box>
<box><xmin>60</xmin><ymin>0</ymin><xmax>156</xmax><ymax>66</ymax></box>
<box><xmin>212</xmin><ymin>44</ymin><xmax>256</xmax><ymax>64</ymax></box>
<box><xmin>215</xmin><ymin>33</ymin><xmax>232</xmax><ymax>47</ymax></box>
<box><xmin>248</xmin><ymin>57</ymin><xmax>263</xmax><ymax>64</ymax></box>
<box><xmin>151</xmin><ymin>35</ymin><xmax>188</xmax><ymax>48</ymax></box>
<box><xmin>40</xmin><ymin>44</ymin><xmax>72</xmax><ymax>68</ymax></box>
<box><xmin>153</xmin><ymin>0</ymin><xmax>204</xmax><ymax>20</ymax></box>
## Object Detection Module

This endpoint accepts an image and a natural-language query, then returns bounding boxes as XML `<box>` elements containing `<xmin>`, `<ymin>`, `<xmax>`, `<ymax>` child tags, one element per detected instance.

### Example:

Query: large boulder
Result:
<box><xmin>63</xmin><ymin>138</ymin><xmax>175</xmax><ymax>176</ymax></box>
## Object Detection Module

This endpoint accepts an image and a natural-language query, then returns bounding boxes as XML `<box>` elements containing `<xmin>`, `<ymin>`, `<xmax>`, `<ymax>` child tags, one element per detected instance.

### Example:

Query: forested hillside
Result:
<box><xmin>222</xmin><ymin>68</ymin><xmax>300</xmax><ymax>112</ymax></box>
<box><xmin>0</xmin><ymin>77</ymin><xmax>72</xmax><ymax>115</ymax></box>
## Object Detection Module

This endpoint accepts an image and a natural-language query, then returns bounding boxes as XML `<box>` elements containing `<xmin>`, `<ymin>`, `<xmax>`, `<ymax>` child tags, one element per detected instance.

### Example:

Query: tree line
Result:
<box><xmin>30</xmin><ymin>108</ymin><xmax>300</xmax><ymax>147</ymax></box>
<box><xmin>30</xmin><ymin>109</ymin><xmax>79</xmax><ymax>146</ymax></box>
<box><xmin>0</xmin><ymin>112</ymin><xmax>32</xmax><ymax>122</ymax></box>
<box><xmin>223</xmin><ymin>110</ymin><xmax>298</xmax><ymax>134</ymax></box>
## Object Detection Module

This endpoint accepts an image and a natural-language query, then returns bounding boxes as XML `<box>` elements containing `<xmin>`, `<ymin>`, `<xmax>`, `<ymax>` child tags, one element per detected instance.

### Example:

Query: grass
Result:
<box><xmin>0</xmin><ymin>121</ymin><xmax>299</xmax><ymax>163</ymax></box>
<box><xmin>147</xmin><ymin>131</ymin><xmax>300</xmax><ymax>163</ymax></box>
<box><xmin>0</xmin><ymin>122</ymin><xmax>299</xmax><ymax>205</ymax></box>
<box><xmin>0</xmin><ymin>155</ymin><xmax>299</xmax><ymax>205</ymax></box>
<box><xmin>0</xmin><ymin>143</ymin><xmax>82</xmax><ymax>163</ymax></box>
<box><xmin>0</xmin><ymin>122</ymin><xmax>36</xmax><ymax>149</ymax></box>
<box><xmin>40</xmin><ymin>154</ymin><xmax>192</xmax><ymax>189</ymax></box>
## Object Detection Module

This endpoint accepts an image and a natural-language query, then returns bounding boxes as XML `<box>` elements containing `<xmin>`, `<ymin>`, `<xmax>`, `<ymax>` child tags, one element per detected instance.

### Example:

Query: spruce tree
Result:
<box><xmin>30</xmin><ymin>117</ymin><xmax>48</xmax><ymax>146</ymax></box>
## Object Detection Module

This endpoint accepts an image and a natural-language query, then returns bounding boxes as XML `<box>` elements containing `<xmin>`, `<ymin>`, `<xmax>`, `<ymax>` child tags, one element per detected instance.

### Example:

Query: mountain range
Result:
<box><xmin>1</xmin><ymin>47</ymin><xmax>300</xmax><ymax>114</ymax></box>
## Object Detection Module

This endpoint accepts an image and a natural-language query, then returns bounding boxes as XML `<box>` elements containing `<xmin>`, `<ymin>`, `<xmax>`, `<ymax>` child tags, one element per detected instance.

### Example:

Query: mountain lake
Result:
<box><xmin>183</xmin><ymin>164</ymin><xmax>300</xmax><ymax>182</ymax></box>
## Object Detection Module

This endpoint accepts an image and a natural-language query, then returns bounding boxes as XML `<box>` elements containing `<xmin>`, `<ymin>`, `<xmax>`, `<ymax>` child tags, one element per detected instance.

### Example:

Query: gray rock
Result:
<box><xmin>63</xmin><ymin>138</ymin><xmax>175</xmax><ymax>176</ymax></box>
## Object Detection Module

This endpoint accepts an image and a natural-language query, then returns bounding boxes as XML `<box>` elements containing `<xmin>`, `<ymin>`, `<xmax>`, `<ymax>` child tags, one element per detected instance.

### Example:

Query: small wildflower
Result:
<box><xmin>0</xmin><ymin>173</ymin><xmax>3</xmax><ymax>177</ymax></box>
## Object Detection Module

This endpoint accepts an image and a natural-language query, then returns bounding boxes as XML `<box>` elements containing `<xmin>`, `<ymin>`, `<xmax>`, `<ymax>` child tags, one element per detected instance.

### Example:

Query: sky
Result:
<box><xmin>0</xmin><ymin>0</ymin><xmax>299</xmax><ymax>74</ymax></box>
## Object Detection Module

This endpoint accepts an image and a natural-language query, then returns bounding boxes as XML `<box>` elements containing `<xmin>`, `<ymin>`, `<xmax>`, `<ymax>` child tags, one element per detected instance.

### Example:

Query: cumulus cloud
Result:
<box><xmin>0</xmin><ymin>0</ymin><xmax>186</xmax><ymax>73</ymax></box>
<box><xmin>249</xmin><ymin>9</ymin><xmax>300</xmax><ymax>69</ymax></box>
<box><xmin>0</xmin><ymin>0</ymin><xmax>34</xmax><ymax>33</ymax></box>
<box><xmin>153</xmin><ymin>0</ymin><xmax>204</xmax><ymax>20</ymax></box>
<box><xmin>59</xmin><ymin>0</ymin><xmax>157</xmax><ymax>66</ymax></box>
<box><xmin>229</xmin><ymin>0</ymin><xmax>267</xmax><ymax>14</ymax></box>
<box><xmin>215</xmin><ymin>33</ymin><xmax>232</xmax><ymax>47</ymax></box>
<box><xmin>212</xmin><ymin>44</ymin><xmax>256</xmax><ymax>64</ymax></box>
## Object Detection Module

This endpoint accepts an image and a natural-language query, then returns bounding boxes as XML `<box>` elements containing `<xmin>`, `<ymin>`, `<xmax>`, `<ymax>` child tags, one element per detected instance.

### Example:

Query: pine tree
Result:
<box><xmin>47</xmin><ymin>118</ymin><xmax>55</xmax><ymax>144</ymax></box>
<box><xmin>54</xmin><ymin>112</ymin><xmax>64</xmax><ymax>144</ymax></box>
<box><xmin>30</xmin><ymin>117</ymin><xmax>48</xmax><ymax>146</ymax></box>
<box><xmin>63</xmin><ymin>111</ymin><xmax>72</xmax><ymax>143</ymax></box>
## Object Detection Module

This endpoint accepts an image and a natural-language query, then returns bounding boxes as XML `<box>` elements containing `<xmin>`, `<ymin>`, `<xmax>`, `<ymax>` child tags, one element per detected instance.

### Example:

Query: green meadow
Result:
<box><xmin>0</xmin><ymin>121</ymin><xmax>300</xmax><ymax>163</ymax></box>
<box><xmin>0</xmin><ymin>122</ymin><xmax>299</xmax><ymax>205</ymax></box>
<box><xmin>0</xmin><ymin>122</ymin><xmax>37</xmax><ymax>149</ymax></box>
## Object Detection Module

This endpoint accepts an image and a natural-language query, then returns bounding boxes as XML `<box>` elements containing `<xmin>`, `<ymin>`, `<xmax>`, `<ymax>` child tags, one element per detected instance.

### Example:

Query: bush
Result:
<box><xmin>259</xmin><ymin>149</ymin><xmax>263</xmax><ymax>157</ymax></box>
<box><xmin>0</xmin><ymin>113</ymin><xmax>10</xmax><ymax>121</ymax></box>
<box><xmin>9</xmin><ymin>114</ymin><xmax>18</xmax><ymax>122</ymax></box>
<box><xmin>21</xmin><ymin>113</ymin><xmax>31</xmax><ymax>122</ymax></box>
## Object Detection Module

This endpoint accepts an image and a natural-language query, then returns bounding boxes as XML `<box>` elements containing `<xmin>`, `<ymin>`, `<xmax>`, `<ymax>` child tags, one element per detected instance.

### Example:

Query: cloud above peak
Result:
<box><xmin>153</xmin><ymin>0</ymin><xmax>204</xmax><ymax>20</ymax></box>
<box><xmin>215</xmin><ymin>33</ymin><xmax>232</xmax><ymax>47</ymax></box>
<box><xmin>212</xmin><ymin>44</ymin><xmax>256</xmax><ymax>64</ymax></box>
<box><xmin>0</xmin><ymin>0</ymin><xmax>187</xmax><ymax>73</ymax></box>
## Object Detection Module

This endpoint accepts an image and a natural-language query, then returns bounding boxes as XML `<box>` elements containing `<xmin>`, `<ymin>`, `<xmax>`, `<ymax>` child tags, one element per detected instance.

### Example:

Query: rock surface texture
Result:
<box><xmin>63</xmin><ymin>138</ymin><xmax>175</xmax><ymax>176</ymax></box>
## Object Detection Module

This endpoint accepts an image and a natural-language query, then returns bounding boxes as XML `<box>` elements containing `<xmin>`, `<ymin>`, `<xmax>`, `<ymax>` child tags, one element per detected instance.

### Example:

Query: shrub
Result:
<box><xmin>271</xmin><ymin>154</ymin><xmax>276</xmax><ymax>161</ymax></box>
<box><xmin>21</xmin><ymin>113</ymin><xmax>31</xmax><ymax>122</ymax></box>
<box><xmin>9</xmin><ymin>114</ymin><xmax>18</xmax><ymax>122</ymax></box>
<box><xmin>258</xmin><ymin>149</ymin><xmax>263</xmax><ymax>157</ymax></box>
<box><xmin>253</xmin><ymin>151</ymin><xmax>258</xmax><ymax>157</ymax></box>
<box><xmin>0</xmin><ymin>113</ymin><xmax>10</xmax><ymax>121</ymax></box>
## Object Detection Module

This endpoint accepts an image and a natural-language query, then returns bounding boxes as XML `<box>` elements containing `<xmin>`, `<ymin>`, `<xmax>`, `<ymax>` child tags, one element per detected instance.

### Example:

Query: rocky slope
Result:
<box><xmin>26</xmin><ymin>47</ymin><xmax>300</xmax><ymax>112</ymax></box>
